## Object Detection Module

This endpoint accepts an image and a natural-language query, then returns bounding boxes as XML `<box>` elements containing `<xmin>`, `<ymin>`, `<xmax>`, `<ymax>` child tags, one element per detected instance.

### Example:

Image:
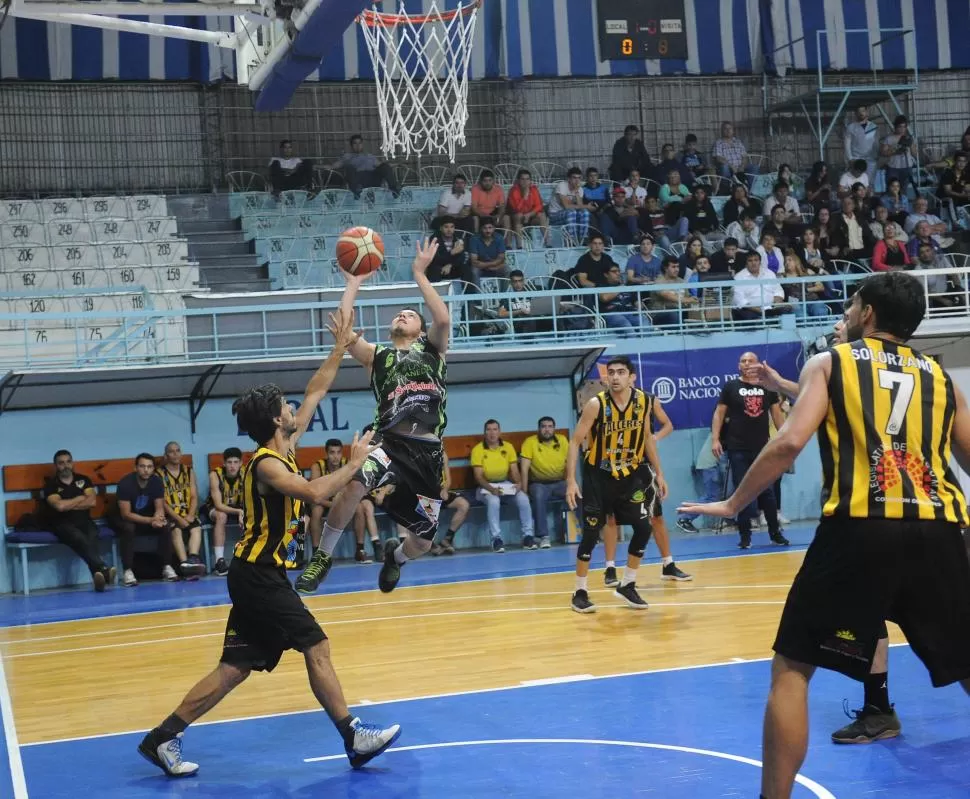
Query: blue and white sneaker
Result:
<box><xmin>137</xmin><ymin>731</ymin><xmax>199</xmax><ymax>777</ymax></box>
<box><xmin>345</xmin><ymin>718</ymin><xmax>402</xmax><ymax>769</ymax></box>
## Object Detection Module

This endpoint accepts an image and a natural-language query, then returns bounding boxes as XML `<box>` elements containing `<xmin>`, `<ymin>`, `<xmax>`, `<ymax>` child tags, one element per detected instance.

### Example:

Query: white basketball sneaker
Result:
<box><xmin>137</xmin><ymin>731</ymin><xmax>199</xmax><ymax>777</ymax></box>
<box><xmin>345</xmin><ymin>717</ymin><xmax>402</xmax><ymax>769</ymax></box>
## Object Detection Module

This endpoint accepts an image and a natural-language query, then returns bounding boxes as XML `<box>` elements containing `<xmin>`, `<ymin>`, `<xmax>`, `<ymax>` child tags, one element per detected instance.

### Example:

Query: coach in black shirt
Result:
<box><xmin>710</xmin><ymin>352</ymin><xmax>789</xmax><ymax>549</ymax></box>
<box><xmin>43</xmin><ymin>449</ymin><xmax>114</xmax><ymax>591</ymax></box>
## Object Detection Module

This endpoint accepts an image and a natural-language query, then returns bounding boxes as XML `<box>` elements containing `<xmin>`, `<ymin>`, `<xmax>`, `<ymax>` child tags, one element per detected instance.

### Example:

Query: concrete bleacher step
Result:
<box><xmin>200</xmin><ymin>256</ymin><xmax>269</xmax><ymax>292</ymax></box>
<box><xmin>179</xmin><ymin>217</ymin><xmax>242</xmax><ymax>236</ymax></box>
<box><xmin>187</xmin><ymin>234</ymin><xmax>253</xmax><ymax>261</ymax></box>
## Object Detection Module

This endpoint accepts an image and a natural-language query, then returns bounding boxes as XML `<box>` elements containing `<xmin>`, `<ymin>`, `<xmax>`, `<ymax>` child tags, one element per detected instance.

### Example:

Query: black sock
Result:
<box><xmin>864</xmin><ymin>672</ymin><xmax>891</xmax><ymax>712</ymax></box>
<box><xmin>336</xmin><ymin>714</ymin><xmax>356</xmax><ymax>744</ymax></box>
<box><xmin>159</xmin><ymin>713</ymin><xmax>188</xmax><ymax>737</ymax></box>
<box><xmin>445</xmin><ymin>530</ymin><xmax>457</xmax><ymax>541</ymax></box>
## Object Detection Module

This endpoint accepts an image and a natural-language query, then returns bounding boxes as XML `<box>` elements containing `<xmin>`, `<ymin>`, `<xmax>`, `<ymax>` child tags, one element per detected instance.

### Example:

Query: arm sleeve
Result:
<box><xmin>520</xmin><ymin>437</ymin><xmax>535</xmax><ymax>460</ymax></box>
<box><xmin>504</xmin><ymin>443</ymin><xmax>518</xmax><ymax>464</ymax></box>
<box><xmin>41</xmin><ymin>478</ymin><xmax>56</xmax><ymax>500</ymax></box>
<box><xmin>469</xmin><ymin>444</ymin><xmax>484</xmax><ymax>468</ymax></box>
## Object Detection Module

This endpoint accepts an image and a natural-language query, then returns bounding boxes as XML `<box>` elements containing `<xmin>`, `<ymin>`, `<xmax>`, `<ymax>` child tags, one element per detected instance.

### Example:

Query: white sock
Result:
<box><xmin>320</xmin><ymin>523</ymin><xmax>344</xmax><ymax>556</ymax></box>
<box><xmin>575</xmin><ymin>575</ymin><xmax>588</xmax><ymax>592</ymax></box>
<box><xmin>661</xmin><ymin>555</ymin><xmax>673</xmax><ymax>567</ymax></box>
<box><xmin>605</xmin><ymin>560</ymin><xmax>616</xmax><ymax>568</ymax></box>
<box><xmin>621</xmin><ymin>567</ymin><xmax>638</xmax><ymax>586</ymax></box>
<box><xmin>393</xmin><ymin>543</ymin><xmax>409</xmax><ymax>565</ymax></box>
<box><xmin>214</xmin><ymin>546</ymin><xmax>224</xmax><ymax>560</ymax></box>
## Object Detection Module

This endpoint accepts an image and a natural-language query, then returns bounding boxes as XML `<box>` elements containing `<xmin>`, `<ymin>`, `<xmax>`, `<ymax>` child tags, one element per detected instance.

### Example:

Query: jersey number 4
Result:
<box><xmin>878</xmin><ymin>370</ymin><xmax>915</xmax><ymax>436</ymax></box>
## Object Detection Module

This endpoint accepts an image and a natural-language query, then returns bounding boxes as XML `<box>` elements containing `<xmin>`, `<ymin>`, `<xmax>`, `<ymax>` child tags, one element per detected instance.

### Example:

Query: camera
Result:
<box><xmin>897</xmin><ymin>134</ymin><xmax>913</xmax><ymax>152</ymax></box>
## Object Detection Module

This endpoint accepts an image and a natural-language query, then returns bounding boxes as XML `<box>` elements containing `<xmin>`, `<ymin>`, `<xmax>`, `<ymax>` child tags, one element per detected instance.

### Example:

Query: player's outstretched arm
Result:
<box><xmin>338</xmin><ymin>269</ymin><xmax>378</xmax><ymax>368</ymax></box>
<box><xmin>258</xmin><ymin>431</ymin><xmax>375</xmax><ymax>505</ymax></box>
<box><xmin>411</xmin><ymin>239</ymin><xmax>449</xmax><ymax>354</ymax></box>
<box><xmin>565</xmin><ymin>396</ymin><xmax>600</xmax><ymax>510</ymax></box>
<box><xmin>748</xmin><ymin>360</ymin><xmax>799</xmax><ymax>401</ymax></box>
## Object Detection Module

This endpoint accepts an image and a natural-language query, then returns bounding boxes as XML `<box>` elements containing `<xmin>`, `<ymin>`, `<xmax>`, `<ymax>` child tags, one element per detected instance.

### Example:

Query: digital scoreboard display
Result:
<box><xmin>597</xmin><ymin>0</ymin><xmax>689</xmax><ymax>60</ymax></box>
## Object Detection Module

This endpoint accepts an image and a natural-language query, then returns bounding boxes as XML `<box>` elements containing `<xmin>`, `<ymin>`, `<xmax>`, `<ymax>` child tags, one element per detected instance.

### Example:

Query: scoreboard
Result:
<box><xmin>597</xmin><ymin>0</ymin><xmax>689</xmax><ymax>60</ymax></box>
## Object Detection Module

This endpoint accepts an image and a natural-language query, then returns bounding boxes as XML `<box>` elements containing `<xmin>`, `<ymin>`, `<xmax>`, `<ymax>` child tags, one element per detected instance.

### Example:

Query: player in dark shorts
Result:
<box><xmin>565</xmin><ymin>355</ymin><xmax>669</xmax><ymax>613</ymax></box>
<box><xmin>680</xmin><ymin>272</ymin><xmax>970</xmax><ymax>799</ymax></box>
<box><xmin>296</xmin><ymin>239</ymin><xmax>451</xmax><ymax>595</ymax></box>
<box><xmin>137</xmin><ymin>310</ymin><xmax>401</xmax><ymax>778</ymax></box>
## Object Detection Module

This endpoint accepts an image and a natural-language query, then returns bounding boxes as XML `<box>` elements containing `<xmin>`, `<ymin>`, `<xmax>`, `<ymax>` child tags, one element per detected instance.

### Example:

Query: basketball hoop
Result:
<box><xmin>358</xmin><ymin>0</ymin><xmax>481</xmax><ymax>163</ymax></box>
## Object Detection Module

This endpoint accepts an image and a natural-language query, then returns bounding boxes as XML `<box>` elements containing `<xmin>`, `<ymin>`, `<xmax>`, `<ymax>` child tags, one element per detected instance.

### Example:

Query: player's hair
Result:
<box><xmin>53</xmin><ymin>449</ymin><xmax>71</xmax><ymax>463</ymax></box>
<box><xmin>134</xmin><ymin>452</ymin><xmax>155</xmax><ymax>466</ymax></box>
<box><xmin>397</xmin><ymin>306</ymin><xmax>427</xmax><ymax>332</ymax></box>
<box><xmin>606</xmin><ymin>355</ymin><xmax>635</xmax><ymax>373</ymax></box>
<box><xmin>855</xmin><ymin>271</ymin><xmax>926</xmax><ymax>341</ymax></box>
<box><xmin>325</xmin><ymin>438</ymin><xmax>343</xmax><ymax>449</ymax></box>
<box><xmin>223</xmin><ymin>447</ymin><xmax>242</xmax><ymax>460</ymax></box>
<box><xmin>232</xmin><ymin>384</ymin><xmax>285</xmax><ymax>447</ymax></box>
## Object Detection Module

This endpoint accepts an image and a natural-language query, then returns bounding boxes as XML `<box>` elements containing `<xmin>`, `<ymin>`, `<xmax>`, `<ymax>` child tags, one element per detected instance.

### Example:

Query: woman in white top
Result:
<box><xmin>548</xmin><ymin>167</ymin><xmax>590</xmax><ymax>243</ymax></box>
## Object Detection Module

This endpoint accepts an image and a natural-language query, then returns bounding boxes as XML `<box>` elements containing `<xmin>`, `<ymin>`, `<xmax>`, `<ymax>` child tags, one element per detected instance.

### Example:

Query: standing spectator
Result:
<box><xmin>804</xmin><ymin>161</ymin><xmax>833</xmax><ymax>213</ymax></box>
<box><xmin>880</xmin><ymin>176</ymin><xmax>911</xmax><ymax>227</ymax></box>
<box><xmin>838</xmin><ymin>159</ymin><xmax>870</xmax><ymax>199</ymax></box>
<box><xmin>114</xmin><ymin>453</ymin><xmax>180</xmax><ymax>584</ymax></box>
<box><xmin>549</xmin><ymin>167</ymin><xmax>591</xmax><ymax>243</ymax></box>
<box><xmin>437</xmin><ymin>174</ymin><xmax>474</xmax><ymax>234</ymax></box>
<box><xmin>506</xmin><ymin>168</ymin><xmax>549</xmax><ymax>247</ymax></box>
<box><xmin>710</xmin><ymin>352</ymin><xmax>788</xmax><ymax>548</ymax></box>
<box><xmin>872</xmin><ymin>224</ymin><xmax>911</xmax><ymax>271</ymax></box>
<box><xmin>711</xmin><ymin>121</ymin><xmax>756</xmax><ymax>182</ymax></box>
<box><xmin>42</xmin><ymin>450</ymin><xmax>115</xmax><ymax>592</ymax></box>
<box><xmin>834</xmin><ymin>196</ymin><xmax>875</xmax><ymax>261</ymax></box>
<box><xmin>679</xmin><ymin>133</ymin><xmax>707</xmax><ymax>179</ymax></box>
<box><xmin>268</xmin><ymin>139</ymin><xmax>314</xmax><ymax>196</ymax></box>
<box><xmin>653</xmin><ymin>143</ymin><xmax>693</xmax><ymax>188</ymax></box>
<box><xmin>609</xmin><ymin>124</ymin><xmax>651</xmax><ymax>182</ymax></box>
<box><xmin>649</xmin><ymin>256</ymin><xmax>698</xmax><ymax>325</ymax></box>
<box><xmin>678</xmin><ymin>184</ymin><xmax>721</xmax><ymax>242</ymax></box>
<box><xmin>202</xmin><ymin>447</ymin><xmax>244</xmax><ymax>577</ymax></box>
<box><xmin>470</xmin><ymin>170</ymin><xmax>508</xmax><ymax>232</ymax></box>
<box><xmin>582</xmin><ymin>167</ymin><xmax>612</xmax><ymax>211</ymax></box>
<box><xmin>756</xmin><ymin>231</ymin><xmax>784</xmax><ymax>274</ymax></box>
<box><xmin>160</xmin><ymin>441</ymin><xmax>207</xmax><ymax>578</ymax></box>
<box><xmin>600</xmin><ymin>187</ymin><xmax>640</xmax><ymax>245</ymax></box>
<box><xmin>570</xmin><ymin>234</ymin><xmax>617</xmax><ymax>287</ymax></box>
<box><xmin>329</xmin><ymin>135</ymin><xmax>399</xmax><ymax>197</ymax></box>
<box><xmin>430</xmin><ymin>449</ymin><xmax>472</xmax><ymax>555</ymax></box>
<box><xmin>731</xmin><ymin>251</ymin><xmax>793</xmax><ymax>321</ymax></box>
<box><xmin>519</xmin><ymin>417</ymin><xmax>569</xmax><ymax>549</ymax></box>
<box><xmin>880</xmin><ymin>115</ymin><xmax>918</xmax><ymax>189</ymax></box>
<box><xmin>725</xmin><ymin>212</ymin><xmax>761</xmax><ymax>252</ymax></box>
<box><xmin>626</xmin><ymin>235</ymin><xmax>662</xmax><ymax>284</ymax></box>
<box><xmin>721</xmin><ymin>183</ymin><xmax>762</xmax><ymax>226</ymax></box>
<box><xmin>640</xmin><ymin>195</ymin><xmax>672</xmax><ymax>250</ymax></box>
<box><xmin>471</xmin><ymin>419</ymin><xmax>535</xmax><ymax>551</ymax></box>
<box><xmin>468</xmin><ymin>218</ymin><xmax>508</xmax><ymax>281</ymax></box>
<box><xmin>843</xmin><ymin>105</ymin><xmax>879</xmax><ymax>182</ymax></box>
<box><xmin>710</xmin><ymin>237</ymin><xmax>742</xmax><ymax>274</ymax></box>
<box><xmin>676</xmin><ymin>432</ymin><xmax>728</xmax><ymax>533</ymax></box>
<box><xmin>428</xmin><ymin>217</ymin><xmax>474</xmax><ymax>285</ymax></box>
<box><xmin>598</xmin><ymin>263</ymin><xmax>642</xmax><ymax>335</ymax></box>
<box><xmin>904</xmin><ymin>196</ymin><xmax>955</xmax><ymax>249</ymax></box>
<box><xmin>497</xmin><ymin>270</ymin><xmax>538</xmax><ymax>334</ymax></box>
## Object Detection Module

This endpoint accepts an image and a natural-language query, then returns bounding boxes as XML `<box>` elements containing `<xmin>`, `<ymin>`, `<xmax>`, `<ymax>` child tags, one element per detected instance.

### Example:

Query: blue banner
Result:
<box><xmin>591</xmin><ymin>343</ymin><xmax>803</xmax><ymax>429</ymax></box>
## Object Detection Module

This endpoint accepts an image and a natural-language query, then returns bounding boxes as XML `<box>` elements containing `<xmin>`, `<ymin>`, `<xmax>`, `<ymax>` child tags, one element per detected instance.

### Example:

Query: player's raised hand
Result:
<box><xmin>412</xmin><ymin>238</ymin><xmax>439</xmax><ymax>276</ymax></box>
<box><xmin>565</xmin><ymin>479</ymin><xmax>582</xmax><ymax>511</ymax></box>
<box><xmin>349</xmin><ymin>429</ymin><xmax>377</xmax><ymax>465</ymax></box>
<box><xmin>327</xmin><ymin>308</ymin><xmax>361</xmax><ymax>350</ymax></box>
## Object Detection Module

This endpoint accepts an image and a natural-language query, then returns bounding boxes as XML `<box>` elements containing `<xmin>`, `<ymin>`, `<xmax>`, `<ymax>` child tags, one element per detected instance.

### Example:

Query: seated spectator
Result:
<box><xmin>428</xmin><ymin>217</ymin><xmax>474</xmax><ymax>285</ymax></box>
<box><xmin>570</xmin><ymin>234</ymin><xmax>617</xmax><ymax>287</ymax></box>
<box><xmin>598</xmin><ymin>262</ymin><xmax>642</xmax><ymax>335</ymax></box>
<box><xmin>762</xmin><ymin>204</ymin><xmax>792</xmax><ymax>250</ymax></box>
<box><xmin>470</xmin><ymin>170</ymin><xmax>508</xmax><ymax>232</ymax></box>
<box><xmin>797</xmin><ymin>227</ymin><xmax>829</xmax><ymax>273</ymax></box>
<box><xmin>160</xmin><ymin>441</ymin><xmax>207</xmax><ymax>578</ymax></box>
<box><xmin>769</xmin><ymin>181</ymin><xmax>801</xmax><ymax>222</ymax></box>
<box><xmin>712</xmin><ymin>120</ymin><xmax>757</xmax><ymax>182</ymax></box>
<box><xmin>937</xmin><ymin>151</ymin><xmax>970</xmax><ymax>218</ymax></box>
<box><xmin>679</xmin><ymin>235</ymin><xmax>705</xmax><ymax>277</ymax></box>
<box><xmin>906</xmin><ymin>220</ymin><xmax>941</xmax><ymax>261</ymax></box>
<box><xmin>850</xmin><ymin>181</ymin><xmax>874</xmax><ymax>220</ymax></box>
<box><xmin>329</xmin><ymin>134</ymin><xmax>399</xmax><ymax>198</ymax></box>
<box><xmin>623</xmin><ymin>168</ymin><xmax>648</xmax><ymax>207</ymax></box>
<box><xmin>471</xmin><ymin>420</ymin><xmax>535</xmax><ymax>551</ymax></box>
<box><xmin>42</xmin><ymin>449</ymin><xmax>115</xmax><ymax>592</ymax></box>
<box><xmin>913</xmin><ymin>243</ymin><xmax>960</xmax><ymax>309</ymax></box>
<box><xmin>113</xmin><ymin>453</ymin><xmax>177</xmax><ymax>584</ymax></box>
<box><xmin>732</xmin><ymin>250</ymin><xmax>793</xmax><ymax>321</ymax></box>
<box><xmin>710</xmin><ymin>237</ymin><xmax>742</xmax><ymax>274</ymax></box>
<box><xmin>549</xmin><ymin>167</ymin><xmax>591</xmax><ymax>243</ymax></box>
<box><xmin>838</xmin><ymin>159</ymin><xmax>870</xmax><ymax>198</ymax></box>
<box><xmin>814</xmin><ymin>207</ymin><xmax>841</xmax><ymax>259</ymax></box>
<box><xmin>498</xmin><ymin>269</ymin><xmax>539</xmax><ymax>334</ymax></box>
<box><xmin>582</xmin><ymin>167</ymin><xmax>612</xmax><ymax>212</ymax></box>
<box><xmin>834</xmin><ymin>196</ymin><xmax>875</xmax><ymax>260</ymax></box>
<box><xmin>626</xmin><ymin>235</ymin><xmax>662</xmax><ymax>284</ymax></box>
<box><xmin>640</xmin><ymin>195</ymin><xmax>672</xmax><ymax>250</ymax></box>
<box><xmin>430</xmin><ymin>449</ymin><xmax>472</xmax><ymax>555</ymax></box>
<box><xmin>870</xmin><ymin>205</ymin><xmax>908</xmax><ymax>244</ymax></box>
<box><xmin>519</xmin><ymin>417</ymin><xmax>569</xmax><ymax>548</ymax></box>
<box><xmin>609</xmin><ymin>124</ymin><xmax>651</xmax><ymax>182</ymax></box>
<box><xmin>880</xmin><ymin>177</ymin><xmax>911</xmax><ymax>226</ymax></box>
<box><xmin>658</xmin><ymin>168</ymin><xmax>690</xmax><ymax>210</ymax></box>
<box><xmin>721</xmin><ymin>183</ymin><xmax>762</xmax><ymax>226</ymax></box>
<box><xmin>679</xmin><ymin>133</ymin><xmax>708</xmax><ymax>179</ymax></box>
<box><xmin>506</xmin><ymin>168</ymin><xmax>549</xmax><ymax>247</ymax></box>
<box><xmin>437</xmin><ymin>174</ymin><xmax>474</xmax><ymax>234</ymax></box>
<box><xmin>781</xmin><ymin>251</ymin><xmax>828</xmax><ymax>318</ymax></box>
<box><xmin>650</xmin><ymin>255</ymin><xmax>698</xmax><ymax>325</ymax></box>
<box><xmin>880</xmin><ymin>114</ymin><xmax>918</xmax><ymax>189</ymax></box>
<box><xmin>725</xmin><ymin>211</ymin><xmax>761</xmax><ymax>252</ymax></box>
<box><xmin>756</xmin><ymin>231</ymin><xmax>784</xmax><ymax>274</ymax></box>
<box><xmin>469</xmin><ymin>218</ymin><xmax>508</xmax><ymax>280</ymax></box>
<box><xmin>678</xmin><ymin>184</ymin><xmax>722</xmax><ymax>242</ymax></box>
<box><xmin>654</xmin><ymin>143</ymin><xmax>693</xmax><ymax>188</ymax></box>
<box><xmin>686</xmin><ymin>254</ymin><xmax>714</xmax><ymax>296</ymax></box>
<box><xmin>804</xmin><ymin>161</ymin><xmax>833</xmax><ymax>213</ymax></box>
<box><xmin>871</xmin><ymin>223</ymin><xmax>911</xmax><ymax>271</ymax></box>
<box><xmin>600</xmin><ymin>187</ymin><xmax>640</xmax><ymax>246</ymax></box>
<box><xmin>269</xmin><ymin>139</ymin><xmax>314</xmax><ymax>195</ymax></box>
<box><xmin>201</xmin><ymin>447</ymin><xmax>244</xmax><ymax>577</ymax></box>
<box><xmin>904</xmin><ymin>196</ymin><xmax>955</xmax><ymax>249</ymax></box>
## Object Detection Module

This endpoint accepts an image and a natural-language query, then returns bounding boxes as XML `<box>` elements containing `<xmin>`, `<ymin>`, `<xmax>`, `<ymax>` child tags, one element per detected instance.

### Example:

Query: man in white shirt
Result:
<box><xmin>904</xmin><ymin>197</ymin><xmax>955</xmax><ymax>249</ymax></box>
<box><xmin>268</xmin><ymin>139</ymin><xmax>314</xmax><ymax>196</ymax></box>
<box><xmin>843</xmin><ymin>106</ymin><xmax>879</xmax><ymax>183</ymax></box>
<box><xmin>437</xmin><ymin>174</ymin><xmax>474</xmax><ymax>233</ymax></box>
<box><xmin>838</xmin><ymin>160</ymin><xmax>870</xmax><ymax>199</ymax></box>
<box><xmin>731</xmin><ymin>250</ymin><xmax>793</xmax><ymax>322</ymax></box>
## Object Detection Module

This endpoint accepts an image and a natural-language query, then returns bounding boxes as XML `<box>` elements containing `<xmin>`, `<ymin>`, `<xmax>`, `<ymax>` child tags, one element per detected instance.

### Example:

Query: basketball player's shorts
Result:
<box><xmin>220</xmin><ymin>558</ymin><xmax>325</xmax><ymax>672</ymax></box>
<box><xmin>581</xmin><ymin>462</ymin><xmax>658</xmax><ymax>533</ymax></box>
<box><xmin>353</xmin><ymin>431</ymin><xmax>445</xmax><ymax>540</ymax></box>
<box><xmin>774</xmin><ymin>518</ymin><xmax>970</xmax><ymax>686</ymax></box>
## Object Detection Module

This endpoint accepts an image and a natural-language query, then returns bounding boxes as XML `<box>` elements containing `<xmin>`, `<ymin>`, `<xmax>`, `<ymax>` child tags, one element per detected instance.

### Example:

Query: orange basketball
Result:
<box><xmin>335</xmin><ymin>226</ymin><xmax>385</xmax><ymax>276</ymax></box>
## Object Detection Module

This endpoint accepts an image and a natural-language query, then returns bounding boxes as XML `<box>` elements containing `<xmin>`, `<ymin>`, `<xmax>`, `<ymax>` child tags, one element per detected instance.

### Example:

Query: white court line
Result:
<box><xmin>2</xmin><ymin>601</ymin><xmax>786</xmax><ymax>660</ymax></box>
<box><xmin>300</xmin><ymin>738</ymin><xmax>836</xmax><ymax>799</ymax></box>
<box><xmin>0</xmin><ymin>648</ymin><xmax>28</xmax><ymax>798</ymax></box>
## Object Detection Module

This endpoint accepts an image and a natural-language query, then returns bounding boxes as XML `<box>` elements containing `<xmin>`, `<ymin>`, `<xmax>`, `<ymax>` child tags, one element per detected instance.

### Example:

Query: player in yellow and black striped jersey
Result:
<box><xmin>138</xmin><ymin>310</ymin><xmax>402</xmax><ymax>780</ymax></box>
<box><xmin>160</xmin><ymin>441</ymin><xmax>206</xmax><ymax>579</ymax></box>
<box><xmin>202</xmin><ymin>447</ymin><xmax>245</xmax><ymax>577</ymax></box>
<box><xmin>678</xmin><ymin>272</ymin><xmax>970</xmax><ymax>799</ymax></box>
<box><xmin>565</xmin><ymin>355</ymin><xmax>669</xmax><ymax>613</ymax></box>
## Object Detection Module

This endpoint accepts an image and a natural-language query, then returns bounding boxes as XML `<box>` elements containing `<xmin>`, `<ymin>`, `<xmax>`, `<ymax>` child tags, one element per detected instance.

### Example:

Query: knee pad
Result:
<box><xmin>576</xmin><ymin>524</ymin><xmax>602</xmax><ymax>562</ymax></box>
<box><xmin>627</xmin><ymin>518</ymin><xmax>653</xmax><ymax>559</ymax></box>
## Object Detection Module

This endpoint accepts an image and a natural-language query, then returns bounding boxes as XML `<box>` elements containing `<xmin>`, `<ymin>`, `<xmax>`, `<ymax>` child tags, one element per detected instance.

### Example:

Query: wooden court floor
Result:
<box><xmin>0</xmin><ymin>550</ymin><xmax>907</xmax><ymax>746</ymax></box>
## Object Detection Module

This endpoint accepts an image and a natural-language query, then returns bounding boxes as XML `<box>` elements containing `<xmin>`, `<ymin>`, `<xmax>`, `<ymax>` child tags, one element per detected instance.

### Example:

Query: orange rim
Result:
<box><xmin>359</xmin><ymin>0</ymin><xmax>481</xmax><ymax>27</ymax></box>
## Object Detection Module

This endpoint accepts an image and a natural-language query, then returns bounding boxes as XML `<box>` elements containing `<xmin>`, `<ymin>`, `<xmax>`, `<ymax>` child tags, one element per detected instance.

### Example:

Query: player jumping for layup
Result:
<box><xmin>566</xmin><ymin>355</ymin><xmax>669</xmax><ymax>613</ymax></box>
<box><xmin>296</xmin><ymin>239</ymin><xmax>448</xmax><ymax>595</ymax></box>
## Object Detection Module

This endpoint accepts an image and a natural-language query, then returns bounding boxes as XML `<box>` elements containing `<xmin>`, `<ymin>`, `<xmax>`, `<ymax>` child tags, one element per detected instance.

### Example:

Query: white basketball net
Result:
<box><xmin>359</xmin><ymin>1</ymin><xmax>480</xmax><ymax>163</ymax></box>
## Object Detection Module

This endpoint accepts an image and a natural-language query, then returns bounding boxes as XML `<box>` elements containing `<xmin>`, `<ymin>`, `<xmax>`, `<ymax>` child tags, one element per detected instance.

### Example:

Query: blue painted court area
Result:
<box><xmin>18</xmin><ymin>647</ymin><xmax>970</xmax><ymax>798</ymax></box>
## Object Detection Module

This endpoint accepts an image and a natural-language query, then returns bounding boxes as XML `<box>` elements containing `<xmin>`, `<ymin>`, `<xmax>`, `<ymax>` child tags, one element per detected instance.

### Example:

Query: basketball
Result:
<box><xmin>335</xmin><ymin>226</ymin><xmax>385</xmax><ymax>276</ymax></box>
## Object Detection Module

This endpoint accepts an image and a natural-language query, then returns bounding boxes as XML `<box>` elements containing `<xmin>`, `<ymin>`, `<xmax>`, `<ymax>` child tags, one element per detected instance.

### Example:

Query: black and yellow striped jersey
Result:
<box><xmin>819</xmin><ymin>337</ymin><xmax>968</xmax><ymax>524</ymax></box>
<box><xmin>160</xmin><ymin>464</ymin><xmax>194</xmax><ymax>515</ymax></box>
<box><xmin>314</xmin><ymin>457</ymin><xmax>346</xmax><ymax>476</ymax></box>
<box><xmin>584</xmin><ymin>388</ymin><xmax>652</xmax><ymax>479</ymax></box>
<box><xmin>234</xmin><ymin>447</ymin><xmax>304</xmax><ymax>567</ymax></box>
<box><xmin>211</xmin><ymin>466</ymin><xmax>243</xmax><ymax>509</ymax></box>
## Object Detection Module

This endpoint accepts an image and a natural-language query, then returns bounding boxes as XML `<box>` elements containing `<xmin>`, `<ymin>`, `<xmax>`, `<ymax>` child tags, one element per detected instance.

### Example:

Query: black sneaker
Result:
<box><xmin>676</xmin><ymin>518</ymin><xmax>699</xmax><ymax>534</ymax></box>
<box><xmin>661</xmin><ymin>562</ymin><xmax>693</xmax><ymax>582</ymax></box>
<box><xmin>739</xmin><ymin>533</ymin><xmax>752</xmax><ymax>549</ymax></box>
<box><xmin>770</xmin><ymin>532</ymin><xmax>791</xmax><ymax>546</ymax></box>
<box><xmin>603</xmin><ymin>566</ymin><xmax>618</xmax><ymax>587</ymax></box>
<box><xmin>213</xmin><ymin>558</ymin><xmax>229</xmax><ymax>577</ymax></box>
<box><xmin>296</xmin><ymin>550</ymin><xmax>332</xmax><ymax>594</ymax></box>
<box><xmin>571</xmin><ymin>589</ymin><xmax>596</xmax><ymax>613</ymax></box>
<box><xmin>180</xmin><ymin>557</ymin><xmax>206</xmax><ymax>580</ymax></box>
<box><xmin>522</xmin><ymin>535</ymin><xmax>538</xmax><ymax>550</ymax></box>
<box><xmin>372</xmin><ymin>539</ymin><xmax>383</xmax><ymax>561</ymax></box>
<box><xmin>613</xmin><ymin>581</ymin><xmax>649</xmax><ymax>609</ymax></box>
<box><xmin>831</xmin><ymin>703</ymin><xmax>901</xmax><ymax>744</ymax></box>
<box><xmin>378</xmin><ymin>539</ymin><xmax>402</xmax><ymax>593</ymax></box>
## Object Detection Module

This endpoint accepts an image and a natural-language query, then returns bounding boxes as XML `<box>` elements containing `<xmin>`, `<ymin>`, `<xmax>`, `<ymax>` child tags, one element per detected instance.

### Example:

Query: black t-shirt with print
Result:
<box><xmin>42</xmin><ymin>474</ymin><xmax>95</xmax><ymax>526</ymax></box>
<box><xmin>116</xmin><ymin>473</ymin><xmax>165</xmax><ymax>521</ymax></box>
<box><xmin>718</xmin><ymin>379</ymin><xmax>779</xmax><ymax>451</ymax></box>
